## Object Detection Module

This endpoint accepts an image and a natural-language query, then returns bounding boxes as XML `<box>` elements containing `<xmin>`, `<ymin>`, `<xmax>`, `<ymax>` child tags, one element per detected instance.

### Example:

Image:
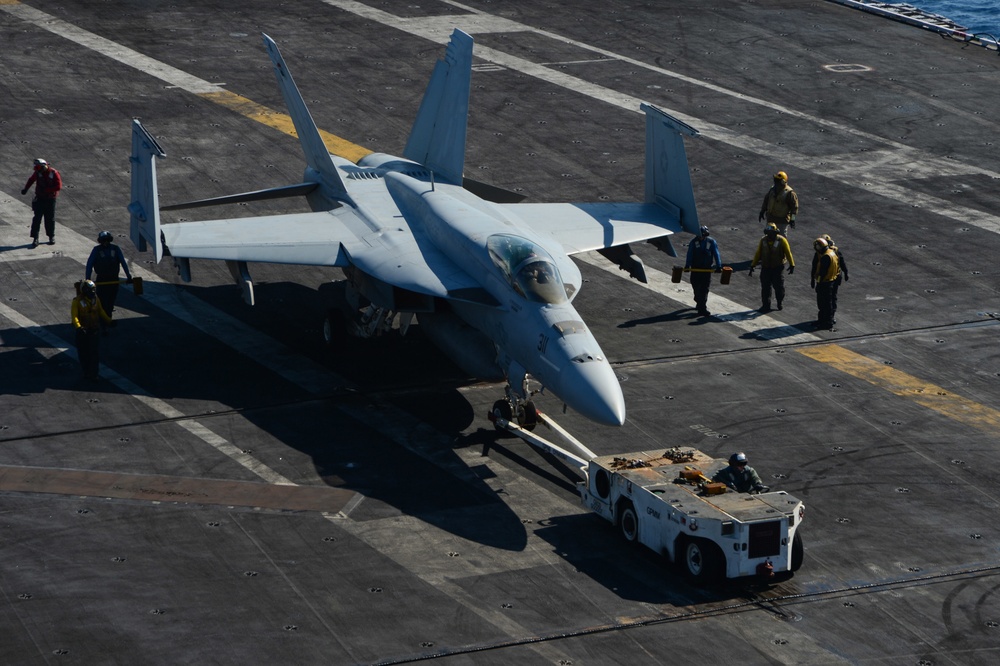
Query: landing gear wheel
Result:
<box><xmin>521</xmin><ymin>400</ymin><xmax>539</xmax><ymax>431</ymax></box>
<box><xmin>619</xmin><ymin>501</ymin><xmax>639</xmax><ymax>543</ymax></box>
<box><xmin>680</xmin><ymin>537</ymin><xmax>723</xmax><ymax>583</ymax></box>
<box><xmin>491</xmin><ymin>399</ymin><xmax>513</xmax><ymax>433</ymax></box>
<box><xmin>790</xmin><ymin>531</ymin><xmax>804</xmax><ymax>572</ymax></box>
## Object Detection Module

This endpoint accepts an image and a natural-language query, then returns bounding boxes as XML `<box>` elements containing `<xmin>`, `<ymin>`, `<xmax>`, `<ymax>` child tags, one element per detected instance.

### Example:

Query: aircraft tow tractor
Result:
<box><xmin>489</xmin><ymin>410</ymin><xmax>805</xmax><ymax>583</ymax></box>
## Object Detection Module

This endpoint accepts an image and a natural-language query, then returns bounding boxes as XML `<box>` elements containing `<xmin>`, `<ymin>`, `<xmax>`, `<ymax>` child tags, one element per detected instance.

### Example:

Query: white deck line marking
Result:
<box><xmin>319</xmin><ymin>0</ymin><xmax>1000</xmax><ymax>234</ymax></box>
<box><xmin>0</xmin><ymin>300</ymin><xmax>297</xmax><ymax>486</ymax></box>
<box><xmin>1</xmin><ymin>3</ymin><xmax>224</xmax><ymax>95</ymax></box>
<box><xmin>4</xmin><ymin>1</ymin><xmax>1000</xmax><ymax>236</ymax></box>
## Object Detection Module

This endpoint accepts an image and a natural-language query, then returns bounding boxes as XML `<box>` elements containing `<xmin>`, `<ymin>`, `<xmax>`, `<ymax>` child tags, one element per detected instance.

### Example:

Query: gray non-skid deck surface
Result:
<box><xmin>1</xmin><ymin>0</ymin><xmax>998</xmax><ymax>663</ymax></box>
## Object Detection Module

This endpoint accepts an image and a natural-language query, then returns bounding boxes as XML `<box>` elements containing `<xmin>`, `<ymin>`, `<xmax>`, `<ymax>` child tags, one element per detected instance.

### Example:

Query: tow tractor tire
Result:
<box><xmin>679</xmin><ymin>536</ymin><xmax>724</xmax><ymax>583</ymax></box>
<box><xmin>619</xmin><ymin>501</ymin><xmax>639</xmax><ymax>544</ymax></box>
<box><xmin>491</xmin><ymin>399</ymin><xmax>513</xmax><ymax>433</ymax></box>
<box><xmin>790</xmin><ymin>531</ymin><xmax>804</xmax><ymax>572</ymax></box>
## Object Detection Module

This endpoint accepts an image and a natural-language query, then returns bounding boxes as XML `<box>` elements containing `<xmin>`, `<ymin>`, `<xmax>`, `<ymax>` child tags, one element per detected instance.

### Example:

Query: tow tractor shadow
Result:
<box><xmin>532</xmin><ymin>513</ymin><xmax>748</xmax><ymax>606</ymax></box>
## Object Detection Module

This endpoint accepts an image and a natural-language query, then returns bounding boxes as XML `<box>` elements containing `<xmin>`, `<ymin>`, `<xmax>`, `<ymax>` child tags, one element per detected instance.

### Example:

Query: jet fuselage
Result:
<box><xmin>333</xmin><ymin>158</ymin><xmax>626</xmax><ymax>426</ymax></box>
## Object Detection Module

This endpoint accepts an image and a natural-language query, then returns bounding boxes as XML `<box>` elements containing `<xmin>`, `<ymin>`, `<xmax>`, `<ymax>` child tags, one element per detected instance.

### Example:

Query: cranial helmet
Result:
<box><xmin>730</xmin><ymin>452</ymin><xmax>748</xmax><ymax>465</ymax></box>
<box><xmin>33</xmin><ymin>158</ymin><xmax>48</xmax><ymax>167</ymax></box>
<box><xmin>814</xmin><ymin>238</ymin><xmax>829</xmax><ymax>252</ymax></box>
<box><xmin>765</xmin><ymin>223</ymin><xmax>778</xmax><ymax>235</ymax></box>
<box><xmin>81</xmin><ymin>279</ymin><xmax>96</xmax><ymax>298</ymax></box>
<box><xmin>774</xmin><ymin>171</ymin><xmax>788</xmax><ymax>182</ymax></box>
<box><xmin>98</xmin><ymin>231</ymin><xmax>113</xmax><ymax>243</ymax></box>
<box><xmin>699</xmin><ymin>225</ymin><xmax>710</xmax><ymax>237</ymax></box>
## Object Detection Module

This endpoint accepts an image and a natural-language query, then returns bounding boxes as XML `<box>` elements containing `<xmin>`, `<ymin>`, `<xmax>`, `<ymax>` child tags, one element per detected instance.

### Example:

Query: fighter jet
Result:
<box><xmin>128</xmin><ymin>30</ymin><xmax>701</xmax><ymax>427</ymax></box>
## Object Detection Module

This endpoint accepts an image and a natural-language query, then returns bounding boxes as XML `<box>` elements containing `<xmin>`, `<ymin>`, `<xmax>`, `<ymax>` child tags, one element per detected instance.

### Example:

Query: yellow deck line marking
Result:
<box><xmin>199</xmin><ymin>90</ymin><xmax>372</xmax><ymax>162</ymax></box>
<box><xmin>798</xmin><ymin>344</ymin><xmax>1000</xmax><ymax>433</ymax></box>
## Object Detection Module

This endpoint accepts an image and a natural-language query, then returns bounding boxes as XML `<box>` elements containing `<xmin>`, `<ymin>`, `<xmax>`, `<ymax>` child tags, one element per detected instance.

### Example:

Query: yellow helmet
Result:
<box><xmin>764</xmin><ymin>223</ymin><xmax>778</xmax><ymax>234</ymax></box>
<box><xmin>774</xmin><ymin>171</ymin><xmax>788</xmax><ymax>181</ymax></box>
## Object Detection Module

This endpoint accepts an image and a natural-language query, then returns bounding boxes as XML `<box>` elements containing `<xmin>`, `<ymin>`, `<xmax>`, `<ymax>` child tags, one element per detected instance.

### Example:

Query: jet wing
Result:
<box><xmin>500</xmin><ymin>202</ymin><xmax>685</xmax><ymax>254</ymax></box>
<box><xmin>160</xmin><ymin>209</ymin><xmax>484</xmax><ymax>300</ymax></box>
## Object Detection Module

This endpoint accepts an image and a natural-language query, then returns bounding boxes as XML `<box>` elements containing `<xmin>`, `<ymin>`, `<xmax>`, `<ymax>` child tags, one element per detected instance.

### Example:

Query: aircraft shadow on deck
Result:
<box><xmin>1</xmin><ymin>277</ymin><xmax>535</xmax><ymax>550</ymax></box>
<box><xmin>180</xmin><ymin>281</ymin><xmax>535</xmax><ymax>550</ymax></box>
<box><xmin>239</xmin><ymin>393</ymin><xmax>531</xmax><ymax>551</ymax></box>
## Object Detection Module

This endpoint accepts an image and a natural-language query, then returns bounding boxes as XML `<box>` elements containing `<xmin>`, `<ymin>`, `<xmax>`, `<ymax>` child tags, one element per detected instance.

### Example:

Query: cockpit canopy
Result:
<box><xmin>486</xmin><ymin>234</ymin><xmax>568</xmax><ymax>304</ymax></box>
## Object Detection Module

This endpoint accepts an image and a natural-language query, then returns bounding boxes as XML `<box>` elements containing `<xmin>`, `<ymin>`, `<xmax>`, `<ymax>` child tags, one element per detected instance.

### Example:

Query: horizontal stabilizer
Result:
<box><xmin>160</xmin><ymin>182</ymin><xmax>319</xmax><ymax>211</ymax></box>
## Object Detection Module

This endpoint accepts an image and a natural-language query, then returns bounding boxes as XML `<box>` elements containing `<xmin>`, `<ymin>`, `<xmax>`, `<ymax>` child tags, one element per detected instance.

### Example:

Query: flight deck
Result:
<box><xmin>1</xmin><ymin>1</ymin><xmax>999</xmax><ymax>663</ymax></box>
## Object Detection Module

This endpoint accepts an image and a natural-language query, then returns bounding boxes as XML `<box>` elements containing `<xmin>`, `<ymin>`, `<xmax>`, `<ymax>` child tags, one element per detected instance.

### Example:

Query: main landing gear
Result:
<box><xmin>323</xmin><ymin>304</ymin><xmax>414</xmax><ymax>344</ymax></box>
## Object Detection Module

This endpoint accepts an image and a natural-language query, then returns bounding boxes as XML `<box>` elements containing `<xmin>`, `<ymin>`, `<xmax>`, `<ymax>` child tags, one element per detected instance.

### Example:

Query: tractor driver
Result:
<box><xmin>713</xmin><ymin>452</ymin><xmax>769</xmax><ymax>493</ymax></box>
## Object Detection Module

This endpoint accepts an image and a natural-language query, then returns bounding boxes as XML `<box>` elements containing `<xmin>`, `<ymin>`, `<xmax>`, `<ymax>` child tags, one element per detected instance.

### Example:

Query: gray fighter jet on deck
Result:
<box><xmin>128</xmin><ymin>30</ymin><xmax>701</xmax><ymax>427</ymax></box>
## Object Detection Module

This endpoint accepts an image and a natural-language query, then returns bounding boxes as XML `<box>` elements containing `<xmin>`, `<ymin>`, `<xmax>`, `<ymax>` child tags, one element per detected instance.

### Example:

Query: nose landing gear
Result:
<box><xmin>489</xmin><ymin>380</ymin><xmax>540</xmax><ymax>432</ymax></box>
<box><xmin>489</xmin><ymin>397</ymin><xmax>538</xmax><ymax>432</ymax></box>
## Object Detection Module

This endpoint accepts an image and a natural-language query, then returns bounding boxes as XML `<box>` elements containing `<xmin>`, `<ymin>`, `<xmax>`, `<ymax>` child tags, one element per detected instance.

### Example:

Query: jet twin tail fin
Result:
<box><xmin>403</xmin><ymin>29</ymin><xmax>474</xmax><ymax>185</ymax></box>
<box><xmin>641</xmin><ymin>103</ymin><xmax>701</xmax><ymax>235</ymax></box>
<box><xmin>262</xmin><ymin>33</ymin><xmax>353</xmax><ymax>205</ymax></box>
<box><xmin>128</xmin><ymin>119</ymin><xmax>166</xmax><ymax>263</ymax></box>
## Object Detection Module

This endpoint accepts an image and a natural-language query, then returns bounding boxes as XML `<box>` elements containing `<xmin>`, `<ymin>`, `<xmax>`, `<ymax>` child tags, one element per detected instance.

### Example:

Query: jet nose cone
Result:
<box><xmin>560</xmin><ymin>360</ymin><xmax>626</xmax><ymax>426</ymax></box>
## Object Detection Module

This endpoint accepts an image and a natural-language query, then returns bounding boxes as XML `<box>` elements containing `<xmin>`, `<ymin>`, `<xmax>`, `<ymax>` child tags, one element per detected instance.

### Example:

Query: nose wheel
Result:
<box><xmin>490</xmin><ymin>398</ymin><xmax>539</xmax><ymax>432</ymax></box>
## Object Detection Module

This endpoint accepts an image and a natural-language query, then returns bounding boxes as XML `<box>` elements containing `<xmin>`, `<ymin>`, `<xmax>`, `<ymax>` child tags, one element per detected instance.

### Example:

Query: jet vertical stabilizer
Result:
<box><xmin>262</xmin><ymin>33</ymin><xmax>353</xmax><ymax>205</ymax></box>
<box><xmin>641</xmin><ymin>103</ymin><xmax>701</xmax><ymax>235</ymax></box>
<box><xmin>128</xmin><ymin>119</ymin><xmax>166</xmax><ymax>263</ymax></box>
<box><xmin>403</xmin><ymin>29</ymin><xmax>473</xmax><ymax>185</ymax></box>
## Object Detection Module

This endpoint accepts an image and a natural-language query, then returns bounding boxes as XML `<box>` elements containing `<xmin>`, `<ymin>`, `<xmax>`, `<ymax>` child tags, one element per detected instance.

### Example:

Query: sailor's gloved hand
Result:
<box><xmin>714</xmin><ymin>268</ymin><xmax>722</xmax><ymax>273</ymax></box>
<box><xmin>21</xmin><ymin>189</ymin><xmax>27</xmax><ymax>195</ymax></box>
<box><xmin>758</xmin><ymin>212</ymin><xmax>765</xmax><ymax>222</ymax></box>
<box><xmin>789</xmin><ymin>219</ymin><xmax>796</xmax><ymax>229</ymax></box>
<box><xmin>787</xmin><ymin>265</ymin><xmax>795</xmax><ymax>275</ymax></box>
<box><xmin>844</xmin><ymin>273</ymin><xmax>849</xmax><ymax>282</ymax></box>
<box><xmin>810</xmin><ymin>279</ymin><xmax>816</xmax><ymax>289</ymax></box>
<box><xmin>126</xmin><ymin>278</ymin><xmax>133</xmax><ymax>285</ymax></box>
<box><xmin>754</xmin><ymin>485</ymin><xmax>770</xmax><ymax>494</ymax></box>
<box><xmin>748</xmin><ymin>267</ymin><xmax>755</xmax><ymax>278</ymax></box>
